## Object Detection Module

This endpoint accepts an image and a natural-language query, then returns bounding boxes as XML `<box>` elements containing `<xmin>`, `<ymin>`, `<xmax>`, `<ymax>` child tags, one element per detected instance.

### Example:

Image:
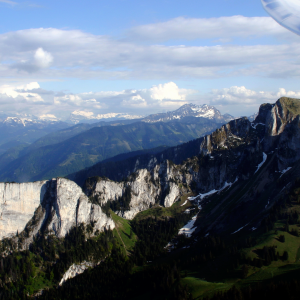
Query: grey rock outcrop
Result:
<box><xmin>59</xmin><ymin>261</ymin><xmax>98</xmax><ymax>286</ymax></box>
<box><xmin>0</xmin><ymin>181</ymin><xmax>47</xmax><ymax>240</ymax></box>
<box><xmin>256</xmin><ymin>97</ymin><xmax>300</xmax><ymax>170</ymax></box>
<box><xmin>85</xmin><ymin>164</ymin><xmax>184</xmax><ymax>219</ymax></box>
<box><xmin>0</xmin><ymin>178</ymin><xmax>114</xmax><ymax>240</ymax></box>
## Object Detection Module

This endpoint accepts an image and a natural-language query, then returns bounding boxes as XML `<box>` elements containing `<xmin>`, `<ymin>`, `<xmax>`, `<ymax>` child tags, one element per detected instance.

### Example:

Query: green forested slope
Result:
<box><xmin>0</xmin><ymin>120</ymin><xmax>140</xmax><ymax>173</ymax></box>
<box><xmin>0</xmin><ymin>118</ymin><xmax>218</xmax><ymax>182</ymax></box>
<box><xmin>3</xmin><ymin>177</ymin><xmax>300</xmax><ymax>300</ymax></box>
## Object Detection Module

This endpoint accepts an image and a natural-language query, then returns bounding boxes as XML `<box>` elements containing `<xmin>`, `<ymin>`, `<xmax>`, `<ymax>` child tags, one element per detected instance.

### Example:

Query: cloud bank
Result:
<box><xmin>0</xmin><ymin>81</ymin><xmax>298</xmax><ymax>119</ymax></box>
<box><xmin>0</xmin><ymin>81</ymin><xmax>195</xmax><ymax>118</ymax></box>
<box><xmin>0</xmin><ymin>15</ymin><xmax>300</xmax><ymax>83</ymax></box>
<box><xmin>0</xmin><ymin>15</ymin><xmax>299</xmax><ymax>118</ymax></box>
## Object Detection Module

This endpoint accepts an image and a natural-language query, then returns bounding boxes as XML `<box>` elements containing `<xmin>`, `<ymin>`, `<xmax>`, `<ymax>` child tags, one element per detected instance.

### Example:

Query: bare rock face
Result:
<box><xmin>59</xmin><ymin>261</ymin><xmax>96</xmax><ymax>286</ymax></box>
<box><xmin>44</xmin><ymin>178</ymin><xmax>114</xmax><ymax>237</ymax></box>
<box><xmin>255</xmin><ymin>97</ymin><xmax>300</xmax><ymax>170</ymax></box>
<box><xmin>0</xmin><ymin>178</ymin><xmax>114</xmax><ymax>240</ymax></box>
<box><xmin>0</xmin><ymin>181</ymin><xmax>47</xmax><ymax>239</ymax></box>
<box><xmin>85</xmin><ymin>162</ymin><xmax>184</xmax><ymax>220</ymax></box>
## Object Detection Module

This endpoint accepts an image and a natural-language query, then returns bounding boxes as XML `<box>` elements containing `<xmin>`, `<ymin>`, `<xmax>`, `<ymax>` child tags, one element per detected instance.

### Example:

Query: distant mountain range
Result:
<box><xmin>0</xmin><ymin>103</ymin><xmax>234</xmax><ymax>153</ymax></box>
<box><xmin>0</xmin><ymin>116</ymin><xmax>222</xmax><ymax>183</ymax></box>
<box><xmin>142</xmin><ymin>103</ymin><xmax>234</xmax><ymax>123</ymax></box>
<box><xmin>0</xmin><ymin>103</ymin><xmax>235</xmax><ymax>126</ymax></box>
<box><xmin>0</xmin><ymin>103</ymin><xmax>236</xmax><ymax>182</ymax></box>
<box><xmin>68</xmin><ymin>103</ymin><xmax>235</xmax><ymax>124</ymax></box>
<box><xmin>0</xmin><ymin>115</ymin><xmax>70</xmax><ymax>154</ymax></box>
<box><xmin>68</xmin><ymin>110</ymin><xmax>144</xmax><ymax>124</ymax></box>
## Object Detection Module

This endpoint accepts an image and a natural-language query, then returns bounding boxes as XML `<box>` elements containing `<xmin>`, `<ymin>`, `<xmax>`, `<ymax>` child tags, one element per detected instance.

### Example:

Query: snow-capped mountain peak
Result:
<box><xmin>68</xmin><ymin>110</ymin><xmax>143</xmax><ymax>124</ymax></box>
<box><xmin>142</xmin><ymin>103</ymin><xmax>234</xmax><ymax>123</ymax></box>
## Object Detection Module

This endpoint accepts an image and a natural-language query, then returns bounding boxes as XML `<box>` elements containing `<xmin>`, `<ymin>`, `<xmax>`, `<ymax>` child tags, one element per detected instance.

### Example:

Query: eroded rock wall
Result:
<box><xmin>0</xmin><ymin>181</ymin><xmax>47</xmax><ymax>239</ymax></box>
<box><xmin>85</xmin><ymin>162</ymin><xmax>185</xmax><ymax>220</ymax></box>
<box><xmin>0</xmin><ymin>178</ymin><xmax>114</xmax><ymax>240</ymax></box>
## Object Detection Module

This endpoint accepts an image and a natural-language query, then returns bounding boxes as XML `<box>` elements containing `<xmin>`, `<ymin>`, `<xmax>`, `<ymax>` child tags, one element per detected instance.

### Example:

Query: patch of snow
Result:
<box><xmin>251</xmin><ymin>122</ymin><xmax>265</xmax><ymax>129</ymax></box>
<box><xmin>188</xmin><ymin>178</ymin><xmax>238</xmax><ymax>209</ymax></box>
<box><xmin>181</xmin><ymin>200</ymin><xmax>188</xmax><ymax>206</ymax></box>
<box><xmin>179</xmin><ymin>215</ymin><xmax>197</xmax><ymax>237</ymax></box>
<box><xmin>197</xmin><ymin>110</ymin><xmax>215</xmax><ymax>119</ymax></box>
<box><xmin>218</xmin><ymin>178</ymin><xmax>238</xmax><ymax>193</ymax></box>
<box><xmin>254</xmin><ymin>153</ymin><xmax>267</xmax><ymax>174</ymax></box>
<box><xmin>71</xmin><ymin>110</ymin><xmax>143</xmax><ymax>121</ymax></box>
<box><xmin>164</xmin><ymin>242</ymin><xmax>175</xmax><ymax>252</ymax></box>
<box><xmin>280</xmin><ymin>185</ymin><xmax>287</xmax><ymax>193</ymax></box>
<box><xmin>184</xmin><ymin>208</ymin><xmax>195</xmax><ymax>214</ymax></box>
<box><xmin>279</xmin><ymin>167</ymin><xmax>292</xmax><ymax>178</ymax></box>
<box><xmin>231</xmin><ymin>223</ymin><xmax>250</xmax><ymax>235</ymax></box>
<box><xmin>205</xmin><ymin>233</ymin><xmax>209</xmax><ymax>237</ymax></box>
<box><xmin>233</xmin><ymin>136</ymin><xmax>241</xmax><ymax>140</ymax></box>
<box><xmin>251</xmin><ymin>227</ymin><xmax>256</xmax><ymax>231</ymax></box>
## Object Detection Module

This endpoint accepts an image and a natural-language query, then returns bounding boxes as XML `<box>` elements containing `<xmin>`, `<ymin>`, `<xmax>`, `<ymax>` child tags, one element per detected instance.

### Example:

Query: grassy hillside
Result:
<box><xmin>173</xmin><ymin>178</ymin><xmax>300</xmax><ymax>299</ymax></box>
<box><xmin>110</xmin><ymin>211</ymin><xmax>137</xmax><ymax>255</ymax></box>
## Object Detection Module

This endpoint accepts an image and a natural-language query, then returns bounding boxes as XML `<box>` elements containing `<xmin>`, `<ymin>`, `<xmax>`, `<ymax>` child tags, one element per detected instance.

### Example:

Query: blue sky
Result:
<box><xmin>0</xmin><ymin>0</ymin><xmax>299</xmax><ymax>120</ymax></box>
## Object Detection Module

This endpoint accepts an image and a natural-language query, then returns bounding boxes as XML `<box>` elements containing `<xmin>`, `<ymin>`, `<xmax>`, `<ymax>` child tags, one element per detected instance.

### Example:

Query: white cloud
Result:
<box><xmin>39</xmin><ymin>114</ymin><xmax>57</xmax><ymax>121</ymax></box>
<box><xmin>0</xmin><ymin>82</ymin><xmax>43</xmax><ymax>102</ymax></box>
<box><xmin>127</xmin><ymin>16</ymin><xmax>295</xmax><ymax>42</ymax></box>
<box><xmin>71</xmin><ymin>110</ymin><xmax>94</xmax><ymax>117</ymax></box>
<box><xmin>122</xmin><ymin>95</ymin><xmax>147</xmax><ymax>108</ymax></box>
<box><xmin>34</xmin><ymin>48</ymin><xmax>53</xmax><ymax>68</ymax></box>
<box><xmin>0</xmin><ymin>0</ymin><xmax>16</xmax><ymax>5</ymax></box>
<box><xmin>210</xmin><ymin>85</ymin><xmax>300</xmax><ymax>107</ymax></box>
<box><xmin>149</xmin><ymin>82</ymin><xmax>189</xmax><ymax>101</ymax></box>
<box><xmin>0</xmin><ymin>81</ymin><xmax>195</xmax><ymax>117</ymax></box>
<box><xmin>0</xmin><ymin>26</ymin><xmax>299</xmax><ymax>81</ymax></box>
<box><xmin>0</xmin><ymin>81</ymin><xmax>300</xmax><ymax>120</ymax></box>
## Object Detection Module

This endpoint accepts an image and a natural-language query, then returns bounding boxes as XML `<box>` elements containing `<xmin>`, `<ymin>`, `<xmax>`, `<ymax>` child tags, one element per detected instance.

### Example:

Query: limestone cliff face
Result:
<box><xmin>85</xmin><ymin>162</ymin><xmax>186</xmax><ymax>220</ymax></box>
<box><xmin>255</xmin><ymin>97</ymin><xmax>300</xmax><ymax>170</ymax></box>
<box><xmin>0</xmin><ymin>178</ymin><xmax>114</xmax><ymax>240</ymax></box>
<box><xmin>0</xmin><ymin>181</ymin><xmax>47</xmax><ymax>240</ymax></box>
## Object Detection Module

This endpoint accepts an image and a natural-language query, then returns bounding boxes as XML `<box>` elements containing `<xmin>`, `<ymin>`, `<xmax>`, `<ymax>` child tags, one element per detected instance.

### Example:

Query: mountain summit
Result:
<box><xmin>142</xmin><ymin>103</ymin><xmax>234</xmax><ymax>123</ymax></box>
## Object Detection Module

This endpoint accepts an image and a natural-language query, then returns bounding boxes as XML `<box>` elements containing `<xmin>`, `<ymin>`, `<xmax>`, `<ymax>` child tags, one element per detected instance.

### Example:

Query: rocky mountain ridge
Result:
<box><xmin>75</xmin><ymin>97</ymin><xmax>300</xmax><ymax>227</ymax></box>
<box><xmin>1</xmin><ymin>97</ymin><xmax>300</xmax><ymax>246</ymax></box>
